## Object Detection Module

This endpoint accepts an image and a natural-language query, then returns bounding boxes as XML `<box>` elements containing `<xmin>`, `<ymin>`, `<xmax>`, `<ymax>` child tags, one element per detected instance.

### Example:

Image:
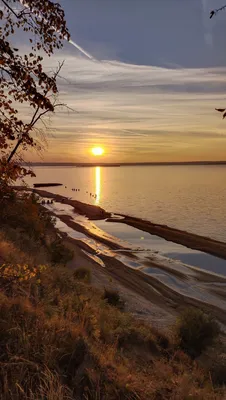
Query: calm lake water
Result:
<box><xmin>25</xmin><ymin>165</ymin><xmax>226</xmax><ymax>242</ymax></box>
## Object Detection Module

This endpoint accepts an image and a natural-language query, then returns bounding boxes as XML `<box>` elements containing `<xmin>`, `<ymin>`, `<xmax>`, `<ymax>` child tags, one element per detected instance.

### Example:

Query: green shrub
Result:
<box><xmin>73</xmin><ymin>267</ymin><xmax>91</xmax><ymax>283</ymax></box>
<box><xmin>103</xmin><ymin>289</ymin><xmax>124</xmax><ymax>309</ymax></box>
<box><xmin>175</xmin><ymin>308</ymin><xmax>220</xmax><ymax>358</ymax></box>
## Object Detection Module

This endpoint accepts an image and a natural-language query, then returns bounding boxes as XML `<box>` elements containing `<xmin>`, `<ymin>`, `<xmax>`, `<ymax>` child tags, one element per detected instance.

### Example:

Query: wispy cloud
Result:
<box><xmin>27</xmin><ymin>51</ymin><xmax>226</xmax><ymax>162</ymax></box>
<box><xmin>202</xmin><ymin>0</ymin><xmax>214</xmax><ymax>46</ymax></box>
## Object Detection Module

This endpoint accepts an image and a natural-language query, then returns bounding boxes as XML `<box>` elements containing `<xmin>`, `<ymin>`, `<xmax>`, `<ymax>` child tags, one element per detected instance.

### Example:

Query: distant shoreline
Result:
<box><xmin>24</xmin><ymin>161</ymin><xmax>226</xmax><ymax>167</ymax></box>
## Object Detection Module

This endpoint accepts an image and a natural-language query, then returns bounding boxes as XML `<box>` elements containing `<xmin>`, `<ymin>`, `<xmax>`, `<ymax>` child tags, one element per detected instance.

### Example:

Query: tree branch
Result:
<box><xmin>6</xmin><ymin>62</ymin><xmax>66</xmax><ymax>163</ymax></box>
<box><xmin>7</xmin><ymin>138</ymin><xmax>23</xmax><ymax>163</ymax></box>
<box><xmin>216</xmin><ymin>4</ymin><xmax>226</xmax><ymax>12</ymax></box>
<box><xmin>1</xmin><ymin>0</ymin><xmax>38</xmax><ymax>33</ymax></box>
<box><xmin>1</xmin><ymin>0</ymin><xmax>20</xmax><ymax>19</ymax></box>
<box><xmin>210</xmin><ymin>5</ymin><xmax>226</xmax><ymax>18</ymax></box>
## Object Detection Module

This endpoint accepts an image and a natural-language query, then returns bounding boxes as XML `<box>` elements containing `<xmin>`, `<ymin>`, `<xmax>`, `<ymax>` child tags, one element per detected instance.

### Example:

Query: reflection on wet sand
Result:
<box><xmin>41</xmin><ymin>200</ymin><xmax>226</xmax><ymax>327</ymax></box>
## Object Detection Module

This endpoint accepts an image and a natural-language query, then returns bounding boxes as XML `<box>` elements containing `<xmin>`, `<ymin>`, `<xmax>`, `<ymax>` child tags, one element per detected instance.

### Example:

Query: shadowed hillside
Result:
<box><xmin>0</xmin><ymin>190</ymin><xmax>226</xmax><ymax>399</ymax></box>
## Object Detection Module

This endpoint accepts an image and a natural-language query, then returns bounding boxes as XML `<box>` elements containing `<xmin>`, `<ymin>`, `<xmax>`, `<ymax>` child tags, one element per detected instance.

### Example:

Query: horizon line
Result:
<box><xmin>25</xmin><ymin>161</ymin><xmax>226</xmax><ymax>167</ymax></box>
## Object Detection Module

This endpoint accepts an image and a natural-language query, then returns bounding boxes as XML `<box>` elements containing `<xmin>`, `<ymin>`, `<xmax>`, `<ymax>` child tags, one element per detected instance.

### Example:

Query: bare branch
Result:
<box><xmin>1</xmin><ymin>0</ymin><xmax>20</xmax><ymax>19</ymax></box>
<box><xmin>6</xmin><ymin>61</ymin><xmax>68</xmax><ymax>163</ymax></box>
<box><xmin>210</xmin><ymin>5</ymin><xmax>226</xmax><ymax>19</ymax></box>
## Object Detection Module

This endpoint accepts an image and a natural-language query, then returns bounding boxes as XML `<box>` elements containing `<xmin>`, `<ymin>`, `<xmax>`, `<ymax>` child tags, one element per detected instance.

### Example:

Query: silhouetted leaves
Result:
<box><xmin>214</xmin><ymin>108</ymin><xmax>226</xmax><ymax>119</ymax></box>
<box><xmin>210</xmin><ymin>5</ymin><xmax>226</xmax><ymax>19</ymax></box>
<box><xmin>0</xmin><ymin>0</ymin><xmax>70</xmax><ymax>186</ymax></box>
<box><xmin>210</xmin><ymin>10</ymin><xmax>215</xmax><ymax>19</ymax></box>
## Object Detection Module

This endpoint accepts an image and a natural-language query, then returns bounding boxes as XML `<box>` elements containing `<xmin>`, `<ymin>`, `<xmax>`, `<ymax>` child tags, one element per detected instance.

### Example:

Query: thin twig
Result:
<box><xmin>1</xmin><ymin>0</ymin><xmax>19</xmax><ymax>18</ymax></box>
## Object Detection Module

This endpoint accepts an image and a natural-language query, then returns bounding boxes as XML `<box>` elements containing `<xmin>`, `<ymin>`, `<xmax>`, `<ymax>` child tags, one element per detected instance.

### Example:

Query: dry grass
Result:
<box><xmin>0</xmin><ymin>257</ymin><xmax>224</xmax><ymax>399</ymax></box>
<box><xmin>0</xmin><ymin>233</ymin><xmax>28</xmax><ymax>265</ymax></box>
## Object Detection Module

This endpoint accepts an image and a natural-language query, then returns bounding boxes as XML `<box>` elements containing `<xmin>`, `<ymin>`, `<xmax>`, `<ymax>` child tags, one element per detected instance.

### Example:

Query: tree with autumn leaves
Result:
<box><xmin>0</xmin><ymin>0</ymin><xmax>70</xmax><ymax>189</ymax></box>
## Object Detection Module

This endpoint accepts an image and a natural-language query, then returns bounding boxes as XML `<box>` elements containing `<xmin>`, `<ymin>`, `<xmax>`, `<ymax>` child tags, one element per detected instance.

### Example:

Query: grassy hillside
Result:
<box><xmin>0</xmin><ymin>191</ymin><xmax>225</xmax><ymax>399</ymax></box>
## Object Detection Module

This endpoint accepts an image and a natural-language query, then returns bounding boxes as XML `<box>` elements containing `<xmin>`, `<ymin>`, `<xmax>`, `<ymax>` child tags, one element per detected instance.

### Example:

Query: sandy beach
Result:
<box><xmin>13</xmin><ymin>186</ymin><xmax>226</xmax><ymax>328</ymax></box>
<box><xmin>56</xmin><ymin>219</ymin><xmax>226</xmax><ymax>328</ymax></box>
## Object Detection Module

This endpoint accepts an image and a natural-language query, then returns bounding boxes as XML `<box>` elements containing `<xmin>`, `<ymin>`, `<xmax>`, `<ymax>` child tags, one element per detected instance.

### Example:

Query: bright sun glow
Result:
<box><xmin>91</xmin><ymin>147</ymin><xmax>104</xmax><ymax>156</ymax></box>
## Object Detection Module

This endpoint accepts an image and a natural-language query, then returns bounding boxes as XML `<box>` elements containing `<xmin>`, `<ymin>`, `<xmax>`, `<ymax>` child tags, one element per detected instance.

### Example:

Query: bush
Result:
<box><xmin>210</xmin><ymin>354</ymin><xmax>226</xmax><ymax>386</ymax></box>
<box><xmin>175</xmin><ymin>308</ymin><xmax>220</xmax><ymax>358</ymax></box>
<box><xmin>49</xmin><ymin>239</ymin><xmax>74</xmax><ymax>265</ymax></box>
<box><xmin>73</xmin><ymin>267</ymin><xmax>91</xmax><ymax>283</ymax></box>
<box><xmin>1</xmin><ymin>191</ymin><xmax>54</xmax><ymax>240</ymax></box>
<box><xmin>103</xmin><ymin>289</ymin><xmax>124</xmax><ymax>309</ymax></box>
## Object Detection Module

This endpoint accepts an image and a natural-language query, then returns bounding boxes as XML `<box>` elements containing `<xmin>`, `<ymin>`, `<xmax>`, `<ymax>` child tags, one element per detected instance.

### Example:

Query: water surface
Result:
<box><xmin>25</xmin><ymin>165</ymin><xmax>226</xmax><ymax>241</ymax></box>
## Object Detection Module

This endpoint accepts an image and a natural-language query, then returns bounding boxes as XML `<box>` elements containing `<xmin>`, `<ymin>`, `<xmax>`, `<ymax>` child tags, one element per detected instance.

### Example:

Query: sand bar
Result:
<box><xmin>107</xmin><ymin>214</ymin><xmax>226</xmax><ymax>261</ymax></box>
<box><xmin>13</xmin><ymin>186</ymin><xmax>226</xmax><ymax>259</ymax></box>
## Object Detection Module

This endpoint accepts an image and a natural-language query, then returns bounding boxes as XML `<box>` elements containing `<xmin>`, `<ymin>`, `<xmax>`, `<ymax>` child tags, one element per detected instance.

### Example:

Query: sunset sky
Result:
<box><xmin>26</xmin><ymin>0</ymin><xmax>226</xmax><ymax>162</ymax></box>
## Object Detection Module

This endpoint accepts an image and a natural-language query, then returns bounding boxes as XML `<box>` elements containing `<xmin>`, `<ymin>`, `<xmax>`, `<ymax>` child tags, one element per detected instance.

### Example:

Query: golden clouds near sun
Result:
<box><xmin>91</xmin><ymin>147</ymin><xmax>104</xmax><ymax>156</ymax></box>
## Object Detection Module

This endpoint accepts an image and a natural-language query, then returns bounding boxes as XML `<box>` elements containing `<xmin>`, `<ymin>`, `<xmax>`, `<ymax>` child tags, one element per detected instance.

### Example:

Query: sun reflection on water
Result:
<box><xmin>95</xmin><ymin>166</ymin><xmax>101</xmax><ymax>204</ymax></box>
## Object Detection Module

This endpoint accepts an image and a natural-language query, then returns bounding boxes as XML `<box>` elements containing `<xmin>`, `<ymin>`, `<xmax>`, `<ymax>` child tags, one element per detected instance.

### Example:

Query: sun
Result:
<box><xmin>91</xmin><ymin>147</ymin><xmax>104</xmax><ymax>156</ymax></box>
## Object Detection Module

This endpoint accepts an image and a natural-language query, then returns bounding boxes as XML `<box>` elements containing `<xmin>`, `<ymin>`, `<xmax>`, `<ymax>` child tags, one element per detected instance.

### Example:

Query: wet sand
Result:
<box><xmin>64</xmin><ymin>236</ymin><xmax>176</xmax><ymax>329</ymax></box>
<box><xmin>53</xmin><ymin>216</ymin><xmax>226</xmax><ymax>326</ymax></box>
<box><xmin>108</xmin><ymin>215</ymin><xmax>226</xmax><ymax>261</ymax></box>
<box><xmin>58</xmin><ymin>214</ymin><xmax>131</xmax><ymax>251</ymax></box>
<box><xmin>63</xmin><ymin>234</ymin><xmax>226</xmax><ymax>327</ymax></box>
